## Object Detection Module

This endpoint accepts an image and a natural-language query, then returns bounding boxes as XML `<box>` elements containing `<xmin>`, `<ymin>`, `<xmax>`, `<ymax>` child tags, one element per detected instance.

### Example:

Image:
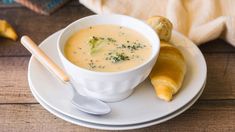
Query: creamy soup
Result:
<box><xmin>64</xmin><ymin>25</ymin><xmax>152</xmax><ymax>72</ymax></box>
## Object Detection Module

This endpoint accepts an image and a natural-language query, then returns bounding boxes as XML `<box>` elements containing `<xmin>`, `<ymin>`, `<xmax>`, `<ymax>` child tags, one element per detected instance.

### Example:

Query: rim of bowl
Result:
<box><xmin>57</xmin><ymin>14</ymin><xmax>160</xmax><ymax>75</ymax></box>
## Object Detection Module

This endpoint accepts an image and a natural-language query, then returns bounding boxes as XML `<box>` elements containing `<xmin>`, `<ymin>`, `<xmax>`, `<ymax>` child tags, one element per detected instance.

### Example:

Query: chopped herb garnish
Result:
<box><xmin>107</xmin><ymin>52</ymin><xmax>130</xmax><ymax>63</ymax></box>
<box><xmin>121</xmin><ymin>44</ymin><xmax>126</xmax><ymax>48</ymax></box>
<box><xmin>88</xmin><ymin>60</ymin><xmax>105</xmax><ymax>69</ymax></box>
<box><xmin>117</xmin><ymin>42</ymin><xmax>146</xmax><ymax>52</ymax></box>
<box><xmin>88</xmin><ymin>60</ymin><xmax>96</xmax><ymax>68</ymax></box>
<box><xmin>107</xmin><ymin>37</ymin><xmax>116</xmax><ymax>42</ymax></box>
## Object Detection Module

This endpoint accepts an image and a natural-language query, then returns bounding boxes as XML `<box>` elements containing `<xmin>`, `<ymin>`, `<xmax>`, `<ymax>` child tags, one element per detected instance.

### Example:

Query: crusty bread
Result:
<box><xmin>147</xmin><ymin>16</ymin><xmax>173</xmax><ymax>42</ymax></box>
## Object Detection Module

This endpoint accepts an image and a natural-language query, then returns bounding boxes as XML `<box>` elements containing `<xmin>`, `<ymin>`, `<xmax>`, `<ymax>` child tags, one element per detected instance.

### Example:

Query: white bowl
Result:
<box><xmin>57</xmin><ymin>14</ymin><xmax>160</xmax><ymax>102</ymax></box>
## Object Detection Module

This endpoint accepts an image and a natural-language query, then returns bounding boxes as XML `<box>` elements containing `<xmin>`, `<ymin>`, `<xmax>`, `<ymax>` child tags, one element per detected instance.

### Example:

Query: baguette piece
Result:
<box><xmin>150</xmin><ymin>41</ymin><xmax>186</xmax><ymax>101</ymax></box>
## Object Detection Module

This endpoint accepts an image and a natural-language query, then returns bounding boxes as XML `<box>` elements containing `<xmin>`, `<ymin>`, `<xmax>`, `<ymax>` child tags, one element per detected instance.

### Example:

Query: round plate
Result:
<box><xmin>28</xmin><ymin>30</ymin><xmax>207</xmax><ymax>125</ymax></box>
<box><xmin>30</xmin><ymin>81</ymin><xmax>206</xmax><ymax>130</ymax></box>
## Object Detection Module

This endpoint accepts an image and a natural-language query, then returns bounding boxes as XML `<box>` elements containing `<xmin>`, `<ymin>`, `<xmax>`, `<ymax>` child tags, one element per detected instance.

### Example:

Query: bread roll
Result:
<box><xmin>147</xmin><ymin>16</ymin><xmax>173</xmax><ymax>41</ymax></box>
<box><xmin>150</xmin><ymin>41</ymin><xmax>186</xmax><ymax>101</ymax></box>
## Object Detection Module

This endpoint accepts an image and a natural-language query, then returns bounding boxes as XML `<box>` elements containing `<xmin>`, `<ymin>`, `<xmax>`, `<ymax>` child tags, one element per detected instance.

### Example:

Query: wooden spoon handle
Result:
<box><xmin>21</xmin><ymin>35</ymin><xmax>70</xmax><ymax>82</ymax></box>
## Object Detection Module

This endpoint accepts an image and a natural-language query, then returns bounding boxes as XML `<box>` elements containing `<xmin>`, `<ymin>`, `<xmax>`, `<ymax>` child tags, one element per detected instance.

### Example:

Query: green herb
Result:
<box><xmin>117</xmin><ymin>42</ymin><xmax>146</xmax><ymax>52</ymax></box>
<box><xmin>107</xmin><ymin>37</ymin><xmax>116</xmax><ymax>42</ymax></box>
<box><xmin>88</xmin><ymin>36</ymin><xmax>117</xmax><ymax>54</ymax></box>
<box><xmin>88</xmin><ymin>36</ymin><xmax>104</xmax><ymax>54</ymax></box>
<box><xmin>88</xmin><ymin>60</ymin><xmax>96</xmax><ymax>69</ymax></box>
<box><xmin>107</xmin><ymin>52</ymin><xmax>130</xmax><ymax>63</ymax></box>
<box><xmin>128</xmin><ymin>43</ymin><xmax>145</xmax><ymax>51</ymax></box>
<box><xmin>88</xmin><ymin>60</ymin><xmax>105</xmax><ymax>69</ymax></box>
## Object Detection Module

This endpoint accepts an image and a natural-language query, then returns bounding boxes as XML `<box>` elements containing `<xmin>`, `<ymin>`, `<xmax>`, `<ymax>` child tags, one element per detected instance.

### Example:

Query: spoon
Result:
<box><xmin>21</xmin><ymin>36</ymin><xmax>111</xmax><ymax>115</ymax></box>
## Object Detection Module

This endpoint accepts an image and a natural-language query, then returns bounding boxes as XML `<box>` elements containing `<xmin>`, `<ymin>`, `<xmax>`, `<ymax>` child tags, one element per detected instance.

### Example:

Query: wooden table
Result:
<box><xmin>0</xmin><ymin>1</ymin><xmax>234</xmax><ymax>132</ymax></box>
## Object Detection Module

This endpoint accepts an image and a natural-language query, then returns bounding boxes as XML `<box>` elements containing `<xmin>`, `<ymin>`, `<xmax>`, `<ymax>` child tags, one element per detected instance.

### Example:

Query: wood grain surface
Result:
<box><xmin>0</xmin><ymin>101</ymin><xmax>234</xmax><ymax>132</ymax></box>
<box><xmin>0</xmin><ymin>1</ymin><xmax>234</xmax><ymax>132</ymax></box>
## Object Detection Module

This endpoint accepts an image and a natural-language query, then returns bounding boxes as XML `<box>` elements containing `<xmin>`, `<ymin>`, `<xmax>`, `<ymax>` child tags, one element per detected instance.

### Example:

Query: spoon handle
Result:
<box><xmin>21</xmin><ymin>35</ymin><xmax>70</xmax><ymax>82</ymax></box>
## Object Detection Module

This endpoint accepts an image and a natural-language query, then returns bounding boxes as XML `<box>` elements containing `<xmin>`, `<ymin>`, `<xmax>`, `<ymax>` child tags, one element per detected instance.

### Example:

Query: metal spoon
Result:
<box><xmin>21</xmin><ymin>36</ymin><xmax>111</xmax><ymax>115</ymax></box>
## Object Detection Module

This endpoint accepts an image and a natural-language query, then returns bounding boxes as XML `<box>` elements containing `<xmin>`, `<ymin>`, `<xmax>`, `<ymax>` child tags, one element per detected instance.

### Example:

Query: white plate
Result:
<box><xmin>30</xmin><ymin>81</ymin><xmax>206</xmax><ymax>130</ymax></box>
<box><xmin>28</xmin><ymin>30</ymin><xmax>207</xmax><ymax>125</ymax></box>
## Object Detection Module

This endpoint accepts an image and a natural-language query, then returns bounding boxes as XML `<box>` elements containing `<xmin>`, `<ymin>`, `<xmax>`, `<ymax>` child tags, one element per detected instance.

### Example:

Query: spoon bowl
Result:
<box><xmin>69</xmin><ymin>82</ymin><xmax>111</xmax><ymax>115</ymax></box>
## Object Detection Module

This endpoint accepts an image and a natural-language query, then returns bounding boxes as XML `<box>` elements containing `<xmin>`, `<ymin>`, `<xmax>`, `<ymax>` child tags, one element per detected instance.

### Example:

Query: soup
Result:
<box><xmin>64</xmin><ymin>25</ymin><xmax>152</xmax><ymax>72</ymax></box>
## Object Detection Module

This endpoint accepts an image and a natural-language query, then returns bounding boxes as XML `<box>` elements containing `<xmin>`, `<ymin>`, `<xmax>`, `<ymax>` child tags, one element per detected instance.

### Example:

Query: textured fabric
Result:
<box><xmin>79</xmin><ymin>0</ymin><xmax>235</xmax><ymax>46</ymax></box>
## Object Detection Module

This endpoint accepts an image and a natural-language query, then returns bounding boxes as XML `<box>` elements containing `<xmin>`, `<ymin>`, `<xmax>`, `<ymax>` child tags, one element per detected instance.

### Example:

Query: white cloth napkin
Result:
<box><xmin>79</xmin><ymin>0</ymin><xmax>235</xmax><ymax>46</ymax></box>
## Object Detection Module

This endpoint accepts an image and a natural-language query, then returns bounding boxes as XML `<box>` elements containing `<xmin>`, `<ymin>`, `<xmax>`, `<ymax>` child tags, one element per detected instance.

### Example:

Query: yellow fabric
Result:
<box><xmin>79</xmin><ymin>0</ymin><xmax>235</xmax><ymax>46</ymax></box>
